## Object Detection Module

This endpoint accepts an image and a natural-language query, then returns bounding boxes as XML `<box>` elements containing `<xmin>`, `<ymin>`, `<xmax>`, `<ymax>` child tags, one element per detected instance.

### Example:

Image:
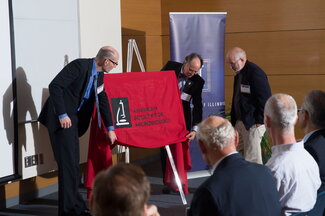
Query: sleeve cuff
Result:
<box><xmin>107</xmin><ymin>126</ymin><xmax>115</xmax><ymax>131</ymax></box>
<box><xmin>58</xmin><ymin>113</ymin><xmax>68</xmax><ymax>119</ymax></box>
<box><xmin>192</xmin><ymin>125</ymin><xmax>198</xmax><ymax>132</ymax></box>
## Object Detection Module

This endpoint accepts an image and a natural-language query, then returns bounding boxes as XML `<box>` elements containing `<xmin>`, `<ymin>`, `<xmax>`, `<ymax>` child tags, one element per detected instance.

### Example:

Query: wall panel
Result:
<box><xmin>161</xmin><ymin>0</ymin><xmax>325</xmax><ymax>34</ymax></box>
<box><xmin>121</xmin><ymin>0</ymin><xmax>162</xmax><ymax>35</ymax></box>
<box><xmin>225</xmin><ymin>30</ymin><xmax>325</xmax><ymax>76</ymax></box>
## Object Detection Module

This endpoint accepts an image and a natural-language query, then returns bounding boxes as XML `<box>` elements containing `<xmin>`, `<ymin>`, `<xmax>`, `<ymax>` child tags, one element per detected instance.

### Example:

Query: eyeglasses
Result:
<box><xmin>297</xmin><ymin>109</ymin><xmax>304</xmax><ymax>113</ymax></box>
<box><xmin>108</xmin><ymin>59</ymin><xmax>118</xmax><ymax>66</ymax></box>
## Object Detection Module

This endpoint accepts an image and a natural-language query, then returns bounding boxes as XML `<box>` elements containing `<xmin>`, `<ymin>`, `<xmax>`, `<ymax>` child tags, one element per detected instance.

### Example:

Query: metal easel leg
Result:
<box><xmin>165</xmin><ymin>145</ymin><xmax>187</xmax><ymax>205</ymax></box>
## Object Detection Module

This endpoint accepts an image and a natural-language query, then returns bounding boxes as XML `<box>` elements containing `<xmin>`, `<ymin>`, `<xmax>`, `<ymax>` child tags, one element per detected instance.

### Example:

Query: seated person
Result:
<box><xmin>298</xmin><ymin>90</ymin><xmax>325</xmax><ymax>192</ymax></box>
<box><xmin>264</xmin><ymin>93</ymin><xmax>321</xmax><ymax>215</ymax></box>
<box><xmin>188</xmin><ymin>116</ymin><xmax>281</xmax><ymax>216</ymax></box>
<box><xmin>90</xmin><ymin>163</ymin><xmax>159</xmax><ymax>216</ymax></box>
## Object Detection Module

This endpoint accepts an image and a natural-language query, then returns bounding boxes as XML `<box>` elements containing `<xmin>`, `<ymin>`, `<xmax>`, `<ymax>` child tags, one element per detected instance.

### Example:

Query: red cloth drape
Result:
<box><xmin>164</xmin><ymin>141</ymin><xmax>192</xmax><ymax>194</ymax></box>
<box><xmin>84</xmin><ymin>108</ymin><xmax>112</xmax><ymax>199</ymax></box>
<box><xmin>85</xmin><ymin>71</ymin><xmax>190</xmax><ymax>198</ymax></box>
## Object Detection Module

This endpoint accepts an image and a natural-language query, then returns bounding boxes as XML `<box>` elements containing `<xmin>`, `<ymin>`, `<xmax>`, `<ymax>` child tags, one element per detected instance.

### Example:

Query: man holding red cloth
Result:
<box><xmin>160</xmin><ymin>53</ymin><xmax>205</xmax><ymax>194</ymax></box>
<box><xmin>85</xmin><ymin>69</ymin><xmax>191</xmax><ymax>197</ymax></box>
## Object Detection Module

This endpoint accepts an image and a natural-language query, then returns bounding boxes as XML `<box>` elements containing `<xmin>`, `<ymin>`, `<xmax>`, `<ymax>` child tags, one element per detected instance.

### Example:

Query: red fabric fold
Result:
<box><xmin>164</xmin><ymin>141</ymin><xmax>192</xmax><ymax>194</ymax></box>
<box><xmin>85</xmin><ymin>71</ymin><xmax>190</xmax><ymax>198</ymax></box>
<box><xmin>85</xmin><ymin>108</ymin><xmax>113</xmax><ymax>199</ymax></box>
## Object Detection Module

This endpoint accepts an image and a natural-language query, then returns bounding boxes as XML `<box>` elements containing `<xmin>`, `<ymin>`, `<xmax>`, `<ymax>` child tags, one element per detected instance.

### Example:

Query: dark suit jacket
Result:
<box><xmin>188</xmin><ymin>153</ymin><xmax>281</xmax><ymax>216</ymax></box>
<box><xmin>231</xmin><ymin>60</ymin><xmax>271</xmax><ymax>130</ymax></box>
<box><xmin>305</xmin><ymin>129</ymin><xmax>325</xmax><ymax>192</ymax></box>
<box><xmin>161</xmin><ymin>61</ymin><xmax>204</xmax><ymax>131</ymax></box>
<box><xmin>38</xmin><ymin>58</ymin><xmax>113</xmax><ymax>137</ymax></box>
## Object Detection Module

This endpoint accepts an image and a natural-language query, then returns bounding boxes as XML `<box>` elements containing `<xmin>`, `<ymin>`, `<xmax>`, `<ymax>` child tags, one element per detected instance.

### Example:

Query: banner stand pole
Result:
<box><xmin>165</xmin><ymin>145</ymin><xmax>187</xmax><ymax>205</ymax></box>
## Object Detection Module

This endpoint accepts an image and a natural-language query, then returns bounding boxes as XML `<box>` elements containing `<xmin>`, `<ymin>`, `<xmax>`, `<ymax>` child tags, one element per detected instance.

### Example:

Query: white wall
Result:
<box><xmin>0</xmin><ymin>0</ymin><xmax>15</xmax><ymax>179</ymax></box>
<box><xmin>11</xmin><ymin>0</ymin><xmax>122</xmax><ymax>179</ymax></box>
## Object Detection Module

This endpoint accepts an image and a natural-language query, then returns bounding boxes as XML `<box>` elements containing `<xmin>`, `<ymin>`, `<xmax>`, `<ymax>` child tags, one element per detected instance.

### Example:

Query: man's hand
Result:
<box><xmin>106</xmin><ymin>130</ymin><xmax>117</xmax><ymax>144</ymax></box>
<box><xmin>144</xmin><ymin>204</ymin><xmax>160</xmax><ymax>216</ymax></box>
<box><xmin>59</xmin><ymin>116</ymin><xmax>72</xmax><ymax>129</ymax></box>
<box><xmin>186</xmin><ymin>131</ymin><xmax>196</xmax><ymax>141</ymax></box>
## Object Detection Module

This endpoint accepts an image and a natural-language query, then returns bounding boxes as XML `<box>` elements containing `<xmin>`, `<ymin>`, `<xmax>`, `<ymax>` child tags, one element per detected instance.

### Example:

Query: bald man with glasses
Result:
<box><xmin>39</xmin><ymin>46</ymin><xmax>118</xmax><ymax>216</ymax></box>
<box><xmin>226</xmin><ymin>47</ymin><xmax>271</xmax><ymax>165</ymax></box>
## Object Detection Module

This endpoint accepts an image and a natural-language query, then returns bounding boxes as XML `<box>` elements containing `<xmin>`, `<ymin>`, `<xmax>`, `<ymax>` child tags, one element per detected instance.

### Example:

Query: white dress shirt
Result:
<box><xmin>266</xmin><ymin>141</ymin><xmax>321</xmax><ymax>216</ymax></box>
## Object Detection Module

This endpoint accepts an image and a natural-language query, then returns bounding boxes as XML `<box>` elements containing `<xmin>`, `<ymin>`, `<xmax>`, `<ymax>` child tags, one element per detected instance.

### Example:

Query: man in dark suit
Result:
<box><xmin>161</xmin><ymin>53</ymin><xmax>205</xmax><ymax>136</ymax></box>
<box><xmin>298</xmin><ymin>90</ymin><xmax>325</xmax><ymax>192</ymax></box>
<box><xmin>38</xmin><ymin>46</ymin><xmax>118</xmax><ymax>216</ymax></box>
<box><xmin>188</xmin><ymin>116</ymin><xmax>280</xmax><ymax>216</ymax></box>
<box><xmin>226</xmin><ymin>47</ymin><xmax>271</xmax><ymax>164</ymax></box>
<box><xmin>160</xmin><ymin>53</ymin><xmax>205</xmax><ymax>193</ymax></box>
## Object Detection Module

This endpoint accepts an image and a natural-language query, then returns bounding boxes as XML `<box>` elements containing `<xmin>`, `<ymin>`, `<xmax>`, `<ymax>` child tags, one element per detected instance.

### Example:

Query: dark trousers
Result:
<box><xmin>160</xmin><ymin>147</ymin><xmax>167</xmax><ymax>182</ymax></box>
<box><xmin>48</xmin><ymin>116</ymin><xmax>87</xmax><ymax>216</ymax></box>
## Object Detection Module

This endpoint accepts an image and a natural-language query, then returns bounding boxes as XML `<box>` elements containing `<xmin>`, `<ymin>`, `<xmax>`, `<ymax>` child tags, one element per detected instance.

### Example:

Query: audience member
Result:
<box><xmin>90</xmin><ymin>163</ymin><xmax>160</xmax><ymax>216</ymax></box>
<box><xmin>226</xmin><ymin>47</ymin><xmax>271</xmax><ymax>164</ymax></box>
<box><xmin>264</xmin><ymin>93</ymin><xmax>321</xmax><ymax>215</ymax></box>
<box><xmin>188</xmin><ymin>116</ymin><xmax>281</xmax><ymax>216</ymax></box>
<box><xmin>298</xmin><ymin>90</ymin><xmax>325</xmax><ymax>192</ymax></box>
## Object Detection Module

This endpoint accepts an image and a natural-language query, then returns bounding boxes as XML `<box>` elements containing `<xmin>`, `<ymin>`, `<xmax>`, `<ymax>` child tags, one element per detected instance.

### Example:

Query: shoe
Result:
<box><xmin>162</xmin><ymin>186</ymin><xmax>179</xmax><ymax>194</ymax></box>
<box><xmin>79</xmin><ymin>209</ymin><xmax>93</xmax><ymax>216</ymax></box>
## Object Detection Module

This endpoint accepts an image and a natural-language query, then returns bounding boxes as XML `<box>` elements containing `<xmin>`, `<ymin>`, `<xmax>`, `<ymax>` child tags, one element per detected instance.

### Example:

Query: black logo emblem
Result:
<box><xmin>111</xmin><ymin>98</ymin><xmax>132</xmax><ymax>128</ymax></box>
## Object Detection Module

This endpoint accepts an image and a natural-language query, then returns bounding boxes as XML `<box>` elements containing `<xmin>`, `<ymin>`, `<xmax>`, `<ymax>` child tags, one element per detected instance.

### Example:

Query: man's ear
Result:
<box><xmin>234</xmin><ymin>130</ymin><xmax>239</xmax><ymax>148</ymax></box>
<box><xmin>264</xmin><ymin>115</ymin><xmax>271</xmax><ymax>128</ymax></box>
<box><xmin>198</xmin><ymin>140</ymin><xmax>207</xmax><ymax>154</ymax></box>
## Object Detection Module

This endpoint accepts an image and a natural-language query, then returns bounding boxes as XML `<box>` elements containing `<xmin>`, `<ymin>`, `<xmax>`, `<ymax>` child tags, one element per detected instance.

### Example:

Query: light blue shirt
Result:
<box><xmin>266</xmin><ymin>141</ymin><xmax>321</xmax><ymax>215</ymax></box>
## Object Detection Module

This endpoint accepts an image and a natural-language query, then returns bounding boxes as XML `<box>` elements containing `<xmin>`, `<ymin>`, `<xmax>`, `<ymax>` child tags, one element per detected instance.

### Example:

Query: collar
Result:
<box><xmin>178</xmin><ymin>67</ymin><xmax>187</xmax><ymax>79</ymax></box>
<box><xmin>303</xmin><ymin>129</ymin><xmax>321</xmax><ymax>143</ymax></box>
<box><xmin>211</xmin><ymin>152</ymin><xmax>238</xmax><ymax>173</ymax></box>
<box><xmin>271</xmin><ymin>140</ymin><xmax>304</xmax><ymax>154</ymax></box>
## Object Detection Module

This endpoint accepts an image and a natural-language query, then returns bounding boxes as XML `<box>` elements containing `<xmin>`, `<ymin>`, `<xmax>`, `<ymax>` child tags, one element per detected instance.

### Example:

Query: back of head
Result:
<box><xmin>264</xmin><ymin>93</ymin><xmax>297</xmax><ymax>131</ymax></box>
<box><xmin>197</xmin><ymin>116</ymin><xmax>236</xmax><ymax>150</ymax></box>
<box><xmin>96</xmin><ymin>46</ymin><xmax>117</xmax><ymax>66</ymax></box>
<box><xmin>91</xmin><ymin>163</ymin><xmax>150</xmax><ymax>216</ymax></box>
<box><xmin>301</xmin><ymin>90</ymin><xmax>325</xmax><ymax>129</ymax></box>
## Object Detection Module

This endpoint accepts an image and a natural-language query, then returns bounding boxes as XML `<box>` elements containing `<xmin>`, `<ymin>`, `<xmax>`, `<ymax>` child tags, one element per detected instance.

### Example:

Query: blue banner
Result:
<box><xmin>169</xmin><ymin>12</ymin><xmax>227</xmax><ymax>172</ymax></box>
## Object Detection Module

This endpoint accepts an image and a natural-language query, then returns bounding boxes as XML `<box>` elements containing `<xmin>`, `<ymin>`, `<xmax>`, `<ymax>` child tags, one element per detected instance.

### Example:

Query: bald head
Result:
<box><xmin>96</xmin><ymin>46</ymin><xmax>119</xmax><ymax>62</ymax></box>
<box><xmin>95</xmin><ymin>46</ymin><xmax>119</xmax><ymax>73</ymax></box>
<box><xmin>226</xmin><ymin>47</ymin><xmax>247</xmax><ymax>73</ymax></box>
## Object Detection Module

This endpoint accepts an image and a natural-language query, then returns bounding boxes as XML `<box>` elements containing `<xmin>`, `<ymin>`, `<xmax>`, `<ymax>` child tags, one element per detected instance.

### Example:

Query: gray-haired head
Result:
<box><xmin>264</xmin><ymin>93</ymin><xmax>297</xmax><ymax>131</ymax></box>
<box><xmin>301</xmin><ymin>90</ymin><xmax>325</xmax><ymax>129</ymax></box>
<box><xmin>197</xmin><ymin>117</ymin><xmax>236</xmax><ymax>150</ymax></box>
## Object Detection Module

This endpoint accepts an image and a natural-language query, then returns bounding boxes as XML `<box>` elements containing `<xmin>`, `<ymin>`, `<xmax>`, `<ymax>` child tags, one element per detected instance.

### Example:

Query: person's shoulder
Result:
<box><xmin>246</xmin><ymin>60</ymin><xmax>266</xmax><ymax>74</ymax></box>
<box><xmin>191</xmin><ymin>74</ymin><xmax>205</xmax><ymax>84</ymax></box>
<box><xmin>161</xmin><ymin>61</ymin><xmax>182</xmax><ymax>69</ymax></box>
<box><xmin>68</xmin><ymin>58</ymin><xmax>91</xmax><ymax>66</ymax></box>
